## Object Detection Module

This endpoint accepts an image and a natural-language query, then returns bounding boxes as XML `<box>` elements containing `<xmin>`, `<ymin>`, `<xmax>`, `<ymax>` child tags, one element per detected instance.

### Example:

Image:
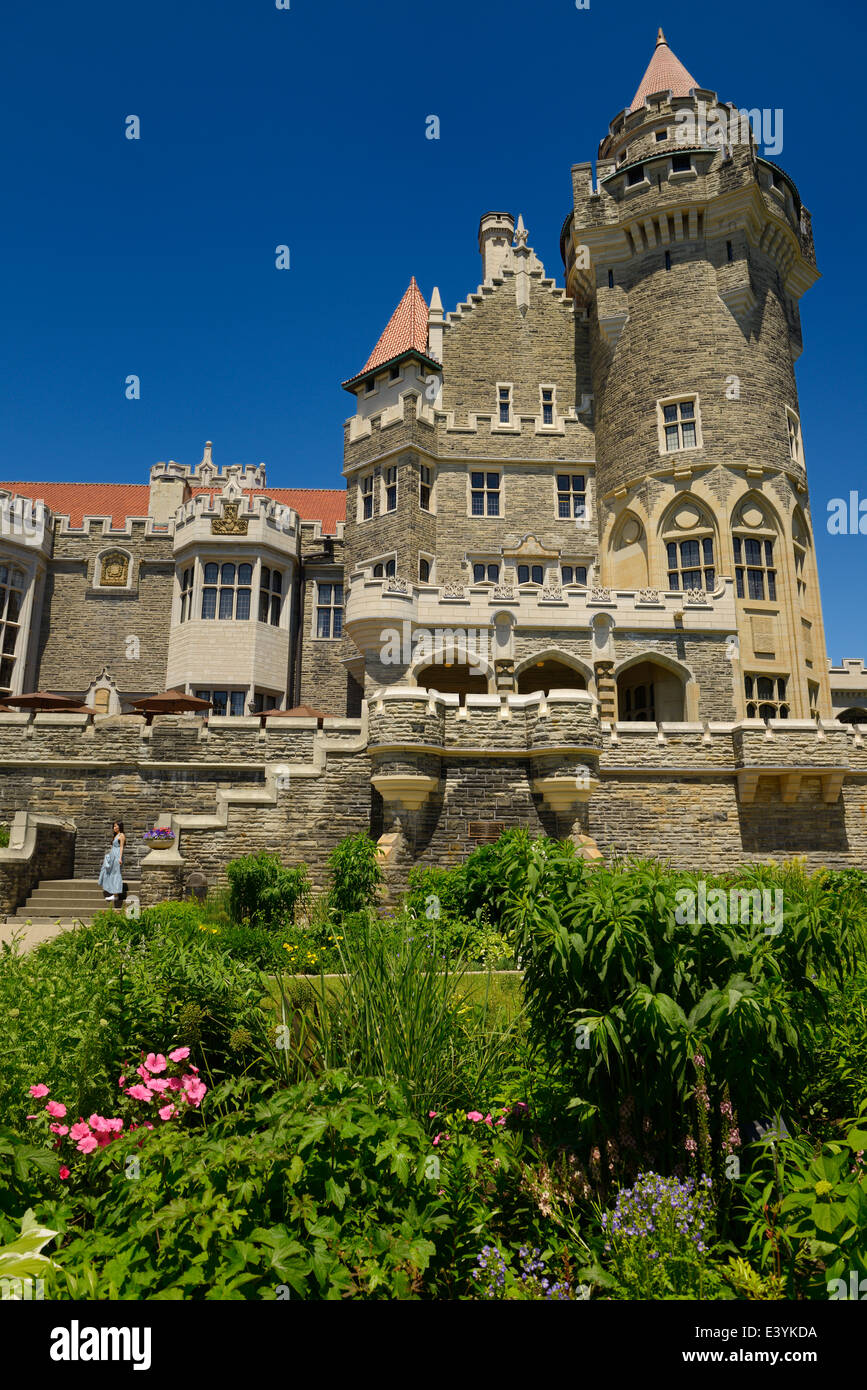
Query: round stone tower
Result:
<box><xmin>562</xmin><ymin>29</ymin><xmax>831</xmax><ymax>720</ymax></box>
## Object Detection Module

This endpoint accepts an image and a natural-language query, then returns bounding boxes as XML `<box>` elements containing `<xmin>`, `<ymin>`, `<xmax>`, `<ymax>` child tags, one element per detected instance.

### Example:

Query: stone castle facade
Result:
<box><xmin>1</xmin><ymin>31</ymin><xmax>865</xmax><ymax>906</ymax></box>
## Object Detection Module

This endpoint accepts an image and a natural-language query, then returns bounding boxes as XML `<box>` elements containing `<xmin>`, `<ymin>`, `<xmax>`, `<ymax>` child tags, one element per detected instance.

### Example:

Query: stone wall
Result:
<box><xmin>0</xmin><ymin>812</ymin><xmax>76</xmax><ymax>916</ymax></box>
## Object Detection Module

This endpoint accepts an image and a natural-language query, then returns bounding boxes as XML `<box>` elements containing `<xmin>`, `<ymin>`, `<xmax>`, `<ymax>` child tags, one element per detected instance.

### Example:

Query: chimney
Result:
<box><xmin>478</xmin><ymin>212</ymin><xmax>515</xmax><ymax>282</ymax></box>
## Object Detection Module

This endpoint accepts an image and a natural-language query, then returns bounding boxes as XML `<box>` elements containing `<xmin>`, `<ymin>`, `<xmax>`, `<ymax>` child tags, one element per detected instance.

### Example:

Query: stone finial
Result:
<box><xmin>200</xmin><ymin>441</ymin><xmax>214</xmax><ymax>468</ymax></box>
<box><xmin>514</xmin><ymin>214</ymin><xmax>529</xmax><ymax>248</ymax></box>
<box><xmin>428</xmin><ymin>286</ymin><xmax>444</xmax><ymax>363</ymax></box>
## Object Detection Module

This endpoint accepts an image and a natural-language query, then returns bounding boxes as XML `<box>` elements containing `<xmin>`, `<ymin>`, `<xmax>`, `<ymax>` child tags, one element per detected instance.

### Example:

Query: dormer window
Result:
<box><xmin>626</xmin><ymin>164</ymin><xmax>645</xmax><ymax>186</ymax></box>
<box><xmin>389</xmin><ymin>364</ymin><xmax>400</xmax><ymax>381</ymax></box>
<box><xmin>671</xmin><ymin>153</ymin><xmax>692</xmax><ymax>173</ymax></box>
<box><xmin>365</xmin><ymin>377</ymin><xmax>376</xmax><ymax>394</ymax></box>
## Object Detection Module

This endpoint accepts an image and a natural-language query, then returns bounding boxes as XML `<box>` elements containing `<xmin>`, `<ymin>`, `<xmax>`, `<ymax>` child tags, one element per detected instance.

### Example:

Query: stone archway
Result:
<box><xmin>415</xmin><ymin>663</ymin><xmax>490</xmax><ymax>705</ymax></box>
<box><xmin>515</xmin><ymin>655</ymin><xmax>590</xmax><ymax>696</ymax></box>
<box><xmin>615</xmin><ymin>653</ymin><xmax>694</xmax><ymax>722</ymax></box>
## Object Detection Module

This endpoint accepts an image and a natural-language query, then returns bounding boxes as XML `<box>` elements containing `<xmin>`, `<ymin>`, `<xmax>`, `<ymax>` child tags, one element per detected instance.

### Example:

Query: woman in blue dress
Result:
<box><xmin>98</xmin><ymin>819</ymin><xmax>126</xmax><ymax>907</ymax></box>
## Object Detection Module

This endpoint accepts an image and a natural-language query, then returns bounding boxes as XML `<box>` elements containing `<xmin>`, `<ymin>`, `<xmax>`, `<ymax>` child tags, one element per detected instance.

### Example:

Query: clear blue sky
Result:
<box><xmin>1</xmin><ymin>0</ymin><xmax>864</xmax><ymax>660</ymax></box>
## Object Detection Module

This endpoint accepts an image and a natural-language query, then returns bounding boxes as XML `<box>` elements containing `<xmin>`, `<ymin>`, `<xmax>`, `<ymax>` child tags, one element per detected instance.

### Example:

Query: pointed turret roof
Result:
<box><xmin>629</xmin><ymin>28</ymin><xmax>699</xmax><ymax>112</ymax></box>
<box><xmin>343</xmin><ymin>278</ymin><xmax>433</xmax><ymax>387</ymax></box>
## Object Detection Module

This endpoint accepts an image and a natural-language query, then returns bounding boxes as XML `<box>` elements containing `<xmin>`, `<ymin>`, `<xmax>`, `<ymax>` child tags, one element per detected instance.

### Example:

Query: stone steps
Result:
<box><xmin>7</xmin><ymin>879</ymin><xmax>143</xmax><ymax>924</ymax></box>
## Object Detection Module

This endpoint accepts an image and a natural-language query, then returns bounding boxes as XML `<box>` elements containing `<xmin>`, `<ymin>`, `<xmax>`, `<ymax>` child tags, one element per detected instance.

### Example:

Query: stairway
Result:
<box><xmin>2</xmin><ymin>879</ymin><xmax>144</xmax><ymax>949</ymax></box>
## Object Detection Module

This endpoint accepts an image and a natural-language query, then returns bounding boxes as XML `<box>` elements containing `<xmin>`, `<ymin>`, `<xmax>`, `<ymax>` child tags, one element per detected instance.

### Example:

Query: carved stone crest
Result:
<box><xmin>589</xmin><ymin>586</ymin><xmax>613</xmax><ymax>602</ymax></box>
<box><xmin>211</xmin><ymin>502</ymin><xmax>249</xmax><ymax>535</ymax></box>
<box><xmin>541</xmin><ymin>585</ymin><xmax>563</xmax><ymax>600</ymax></box>
<box><xmin>492</xmin><ymin>585</ymin><xmax>515</xmax><ymax>600</ymax></box>
<box><xmin>636</xmin><ymin>588</ymin><xmax>661</xmax><ymax>604</ymax></box>
<box><xmin>683</xmin><ymin>588</ymin><xmax>708</xmax><ymax>604</ymax></box>
<box><xmin>385</xmin><ymin>577</ymin><xmax>409</xmax><ymax>594</ymax></box>
<box><xmin>442</xmin><ymin>582</ymin><xmax>465</xmax><ymax>598</ymax></box>
<box><xmin>99</xmin><ymin>551</ymin><xmax>130</xmax><ymax>587</ymax></box>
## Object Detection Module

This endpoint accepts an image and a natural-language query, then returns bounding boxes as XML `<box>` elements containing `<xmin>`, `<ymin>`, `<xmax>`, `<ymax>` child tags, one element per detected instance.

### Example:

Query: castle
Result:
<box><xmin>1</xmin><ymin>30</ymin><xmax>865</xmax><ymax>911</ymax></box>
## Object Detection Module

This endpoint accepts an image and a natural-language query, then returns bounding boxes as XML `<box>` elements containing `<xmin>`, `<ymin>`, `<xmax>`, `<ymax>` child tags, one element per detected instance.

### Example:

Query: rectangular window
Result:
<box><xmin>556</xmin><ymin>473</ymin><xmax>586</xmax><ymax>520</ymax></box>
<box><xmin>655</xmin><ymin>129</ymin><xmax>668</xmax><ymax>141</ymax></box>
<box><xmin>316</xmin><ymin>580</ymin><xmax>344</xmax><ymax>638</ymax></box>
<box><xmin>667</xmin><ymin>537</ymin><xmax>715</xmax><ymax>591</ymax></box>
<box><xmin>671</xmin><ymin>153</ymin><xmax>691</xmax><ymax>173</ymax></box>
<box><xmin>0</xmin><ymin>565</ymin><xmax>24</xmax><ymax>694</ymax></box>
<box><xmin>517</xmin><ymin>564</ymin><xmax>544</xmax><ymax>585</ymax></box>
<box><xmin>179</xmin><ymin>566</ymin><xmax>193</xmax><ymax>623</ymax></box>
<box><xmin>389</xmin><ymin>364</ymin><xmax>400</xmax><ymax>380</ymax></box>
<box><xmin>473</xmin><ymin>563</ymin><xmax>500</xmax><ymax>584</ymax></box>
<box><xmin>384</xmin><ymin>465</ymin><xmax>397</xmax><ymax>513</ymax></box>
<box><xmin>540</xmin><ymin>387</ymin><xmax>555</xmax><ymax>426</ymax></box>
<box><xmin>727</xmin><ymin>240</ymin><xmax>734</xmax><ymax>262</ymax></box>
<box><xmin>360</xmin><ymin>473</ymin><xmax>374</xmax><ymax>521</ymax></box>
<box><xmin>626</xmin><ymin>164</ymin><xmax>645</xmax><ymax>186</ymax></box>
<box><xmin>497</xmin><ymin>385</ymin><xmax>512</xmax><ymax>425</ymax></box>
<box><xmin>744</xmin><ymin>673</ymin><xmax>789</xmax><ymax>721</ymax></box>
<box><xmin>470</xmin><ymin>470</ymin><xmax>500</xmax><ymax>517</ymax></box>
<box><xmin>661</xmin><ymin>398</ymin><xmax>699</xmax><ymax>452</ymax></box>
<box><xmin>419</xmin><ymin>464</ymin><xmax>432</xmax><ymax>511</ymax></box>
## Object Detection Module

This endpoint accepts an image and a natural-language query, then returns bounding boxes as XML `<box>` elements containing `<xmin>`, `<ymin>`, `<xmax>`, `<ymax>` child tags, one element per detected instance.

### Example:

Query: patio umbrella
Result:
<box><xmin>128</xmin><ymin>690</ymin><xmax>212</xmax><ymax>714</ymax></box>
<box><xmin>262</xmin><ymin>704</ymin><xmax>329</xmax><ymax>727</ymax></box>
<box><xmin>3</xmin><ymin>691</ymin><xmax>87</xmax><ymax>711</ymax></box>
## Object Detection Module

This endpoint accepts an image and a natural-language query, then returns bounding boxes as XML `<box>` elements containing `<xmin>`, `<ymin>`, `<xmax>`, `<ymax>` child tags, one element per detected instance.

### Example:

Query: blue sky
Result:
<box><xmin>1</xmin><ymin>0</ymin><xmax>864</xmax><ymax>660</ymax></box>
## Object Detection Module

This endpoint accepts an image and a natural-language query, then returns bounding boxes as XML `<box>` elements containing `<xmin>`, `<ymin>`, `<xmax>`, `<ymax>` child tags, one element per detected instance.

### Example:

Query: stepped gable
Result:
<box><xmin>629</xmin><ymin>27</ymin><xmax>700</xmax><ymax>111</ymax></box>
<box><xmin>343</xmin><ymin>277</ymin><xmax>436</xmax><ymax>388</ymax></box>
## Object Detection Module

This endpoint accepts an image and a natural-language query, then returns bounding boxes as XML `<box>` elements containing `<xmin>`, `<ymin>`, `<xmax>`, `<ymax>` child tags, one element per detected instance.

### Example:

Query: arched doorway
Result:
<box><xmin>516</xmin><ymin>659</ymin><xmax>588</xmax><ymax>696</ymax></box>
<box><xmin>617</xmin><ymin>659</ymin><xmax>686</xmax><ymax>722</ymax></box>
<box><xmin>416</xmin><ymin>663</ymin><xmax>489</xmax><ymax>705</ymax></box>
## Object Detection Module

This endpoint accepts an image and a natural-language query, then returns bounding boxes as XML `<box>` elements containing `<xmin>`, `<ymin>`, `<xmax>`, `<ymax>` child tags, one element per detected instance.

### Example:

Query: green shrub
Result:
<box><xmin>227</xmin><ymin>852</ymin><xmax>310</xmax><ymax>929</ymax></box>
<box><xmin>327</xmin><ymin>834</ymin><xmax>382</xmax><ymax>916</ymax></box>
<box><xmin>0</xmin><ymin>825</ymin><xmax>9</xmax><ymax>849</ymax></box>
<box><xmin>497</xmin><ymin>840</ymin><xmax>865</xmax><ymax>1180</ymax></box>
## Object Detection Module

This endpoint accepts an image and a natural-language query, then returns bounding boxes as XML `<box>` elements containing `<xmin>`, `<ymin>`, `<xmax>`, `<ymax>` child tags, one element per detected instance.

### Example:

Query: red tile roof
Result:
<box><xmin>630</xmin><ymin>29</ymin><xmax>699</xmax><ymax>112</ymax></box>
<box><xmin>343</xmin><ymin>278</ymin><xmax>430</xmax><ymax>386</ymax></box>
<box><xmin>0</xmin><ymin>481</ymin><xmax>346</xmax><ymax>534</ymax></box>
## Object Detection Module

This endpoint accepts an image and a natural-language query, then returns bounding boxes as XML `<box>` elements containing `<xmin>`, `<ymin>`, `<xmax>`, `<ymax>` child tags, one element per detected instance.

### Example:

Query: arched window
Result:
<box><xmin>372</xmin><ymin>559</ymin><xmax>396</xmax><ymax>579</ymax></box>
<box><xmin>744</xmin><ymin>674</ymin><xmax>788</xmax><ymax>720</ymax></box>
<box><xmin>732</xmin><ymin>501</ymin><xmax>777</xmax><ymax>601</ymax></box>
<box><xmin>661</xmin><ymin>501</ymin><xmax>716</xmax><ymax>591</ymax></box>
<box><xmin>93</xmin><ymin>688</ymin><xmax>111</xmax><ymax>714</ymax></box>
<box><xmin>201</xmin><ymin>561</ymin><xmax>252</xmax><ymax>620</ymax></box>
<box><xmin>517</xmin><ymin>564</ymin><xmax>544</xmax><ymax>585</ymax></box>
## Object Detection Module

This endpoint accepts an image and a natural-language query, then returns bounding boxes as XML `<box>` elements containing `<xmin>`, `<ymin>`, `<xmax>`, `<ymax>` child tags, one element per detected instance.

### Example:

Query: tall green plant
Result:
<box><xmin>327</xmin><ymin>834</ymin><xmax>383</xmax><ymax>916</ymax></box>
<box><xmin>227</xmin><ymin>851</ymin><xmax>310</xmax><ymax>929</ymax></box>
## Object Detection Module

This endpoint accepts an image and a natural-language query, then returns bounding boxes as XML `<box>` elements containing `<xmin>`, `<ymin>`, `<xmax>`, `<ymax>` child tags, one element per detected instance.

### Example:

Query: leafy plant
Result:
<box><xmin>227</xmin><ymin>852</ymin><xmax>310</xmax><ymax>930</ymax></box>
<box><xmin>327</xmin><ymin>835</ymin><xmax>382</xmax><ymax>916</ymax></box>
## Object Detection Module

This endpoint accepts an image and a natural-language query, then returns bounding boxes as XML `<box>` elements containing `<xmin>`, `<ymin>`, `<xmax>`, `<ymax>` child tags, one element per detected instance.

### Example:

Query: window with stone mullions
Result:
<box><xmin>259</xmin><ymin>567</ymin><xmax>283</xmax><ymax>625</ymax></box>
<box><xmin>360</xmin><ymin>474</ymin><xmax>374</xmax><ymax>521</ymax></box>
<box><xmin>667</xmin><ymin>538</ymin><xmax>714</xmax><ymax>591</ymax></box>
<box><xmin>419</xmin><ymin>465</ymin><xmax>432</xmax><ymax>511</ymax></box>
<box><xmin>734</xmin><ymin>537</ymin><xmax>776</xmax><ymax>601</ymax></box>
<box><xmin>0</xmin><ymin>564</ymin><xmax>23</xmax><ymax>694</ymax></box>
<box><xmin>744</xmin><ymin>673</ymin><xmax>788</xmax><ymax>721</ymax></box>
<box><xmin>473</xmin><ymin>563</ymin><xmax>500</xmax><ymax>583</ymax></box>
<box><xmin>517</xmin><ymin>565</ymin><xmax>544</xmax><ymax>585</ymax></box>
<box><xmin>471</xmin><ymin>472</ymin><xmax>500</xmax><ymax>517</ymax></box>
<box><xmin>179</xmin><ymin>566</ymin><xmax>194</xmax><ymax>623</ymax></box>
<box><xmin>201</xmin><ymin>562</ymin><xmax>252</xmax><ymax>620</ymax></box>
<box><xmin>557</xmin><ymin>474</ymin><xmax>586</xmax><ymax>519</ymax></box>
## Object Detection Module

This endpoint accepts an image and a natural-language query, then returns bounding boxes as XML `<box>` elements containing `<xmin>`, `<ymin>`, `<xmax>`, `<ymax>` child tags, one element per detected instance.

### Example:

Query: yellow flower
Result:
<box><xmin>814</xmin><ymin>1180</ymin><xmax>833</xmax><ymax>1197</ymax></box>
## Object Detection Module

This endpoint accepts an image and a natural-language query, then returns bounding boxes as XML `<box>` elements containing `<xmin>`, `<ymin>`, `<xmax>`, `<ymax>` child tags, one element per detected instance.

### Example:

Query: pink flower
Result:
<box><xmin>168</xmin><ymin>1047</ymin><xmax>190</xmax><ymax>1063</ymax></box>
<box><xmin>59</xmin><ymin>1166</ymin><xmax>70</xmax><ymax>1180</ymax></box>
<box><xmin>29</xmin><ymin>1084</ymin><xmax>50</xmax><ymax>1098</ymax></box>
<box><xmin>428</xmin><ymin>1110</ymin><xmax>438</xmax><ymax>1119</ymax></box>
<box><xmin>49</xmin><ymin>1123</ymin><xmax>69</xmax><ymax>1136</ymax></box>
<box><xmin>106</xmin><ymin>1118</ymin><xmax>124</xmax><ymax>1132</ymax></box>
<box><xmin>466</xmin><ymin>1111</ymin><xmax>483</xmax><ymax>1123</ymax></box>
<box><xmin>484</xmin><ymin>1113</ymin><xmax>493</xmax><ymax>1126</ymax></box>
<box><xmin>144</xmin><ymin>1053</ymin><xmax>167</xmax><ymax>1074</ymax></box>
<box><xmin>69</xmin><ymin>1121</ymin><xmax>91</xmax><ymax>1142</ymax></box>
<box><xmin>143</xmin><ymin>1122</ymin><xmax>154</xmax><ymax>1130</ymax></box>
<box><xmin>182</xmin><ymin>1076</ymin><xmax>207</xmax><ymax>1107</ymax></box>
<box><xmin>685</xmin><ymin>1136</ymin><xmax>698</xmax><ymax>1154</ymax></box>
<box><xmin>118</xmin><ymin>1075</ymin><xmax>126</xmax><ymax>1087</ymax></box>
<box><xmin>45</xmin><ymin>1101</ymin><xmax>66</xmax><ymax>1118</ymax></box>
<box><xmin>88</xmin><ymin>1115</ymin><xmax>112</xmax><ymax>1133</ymax></box>
<box><xmin>496</xmin><ymin>1117</ymin><xmax>506</xmax><ymax>1126</ymax></box>
<box><xmin>76</xmin><ymin>1135</ymin><xmax>98</xmax><ymax>1154</ymax></box>
<box><xmin>158</xmin><ymin>1104</ymin><xmax>176</xmax><ymax>1122</ymax></box>
<box><xmin>167</xmin><ymin>1077</ymin><xmax>183</xmax><ymax>1091</ymax></box>
<box><xmin>136</xmin><ymin>1064</ymin><xmax>150</xmax><ymax>1082</ymax></box>
<box><xmin>126</xmin><ymin>1084</ymin><xmax>154</xmax><ymax>1103</ymax></box>
<box><xmin>188</xmin><ymin>1065</ymin><xmax>199</xmax><ymax>1074</ymax></box>
<box><xmin>146</xmin><ymin>1078</ymin><xmax>169</xmax><ymax>1093</ymax></box>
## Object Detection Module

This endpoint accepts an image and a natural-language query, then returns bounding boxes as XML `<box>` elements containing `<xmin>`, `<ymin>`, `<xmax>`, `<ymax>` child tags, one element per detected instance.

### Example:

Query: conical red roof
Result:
<box><xmin>629</xmin><ymin>28</ymin><xmax>699</xmax><ymax>112</ymax></box>
<box><xmin>344</xmin><ymin>278</ymin><xmax>429</xmax><ymax>385</ymax></box>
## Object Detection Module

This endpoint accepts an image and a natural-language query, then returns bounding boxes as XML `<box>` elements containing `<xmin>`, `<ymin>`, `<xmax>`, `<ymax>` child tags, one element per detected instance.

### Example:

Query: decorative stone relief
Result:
<box><xmin>492</xmin><ymin>585</ymin><xmax>515</xmax><ymax>600</ymax></box>
<box><xmin>636</xmin><ymin>588</ymin><xmax>661</xmax><ymax>604</ymax></box>
<box><xmin>442</xmin><ymin>582</ymin><xmax>465</xmax><ymax>598</ymax></box>
<box><xmin>211</xmin><ymin>502</ymin><xmax>249</xmax><ymax>535</ymax></box>
<box><xmin>589</xmin><ymin>586</ymin><xmax>612</xmax><ymax>602</ymax></box>
<box><xmin>541</xmin><ymin>585</ymin><xmax>562</xmax><ymax>600</ymax></box>
<box><xmin>385</xmin><ymin>577</ymin><xmax>410</xmax><ymax>594</ymax></box>
<box><xmin>99</xmin><ymin>551</ymin><xmax>130</xmax><ymax>586</ymax></box>
<box><xmin>683</xmin><ymin>588</ymin><xmax>708</xmax><ymax>604</ymax></box>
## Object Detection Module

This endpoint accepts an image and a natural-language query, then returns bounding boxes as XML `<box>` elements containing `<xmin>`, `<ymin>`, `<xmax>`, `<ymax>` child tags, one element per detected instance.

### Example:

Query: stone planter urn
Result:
<box><xmin>141</xmin><ymin>831</ymin><xmax>176</xmax><ymax>850</ymax></box>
